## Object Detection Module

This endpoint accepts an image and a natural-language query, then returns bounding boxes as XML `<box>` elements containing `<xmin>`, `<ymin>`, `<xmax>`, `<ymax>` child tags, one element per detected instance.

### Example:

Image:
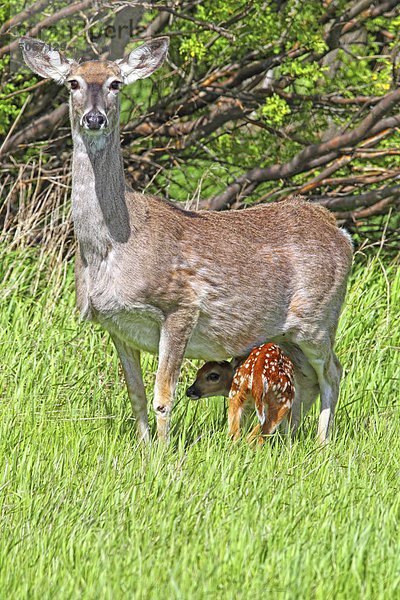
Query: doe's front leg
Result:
<box><xmin>112</xmin><ymin>335</ymin><xmax>150</xmax><ymax>443</ymax></box>
<box><xmin>153</xmin><ymin>309</ymin><xmax>198</xmax><ymax>443</ymax></box>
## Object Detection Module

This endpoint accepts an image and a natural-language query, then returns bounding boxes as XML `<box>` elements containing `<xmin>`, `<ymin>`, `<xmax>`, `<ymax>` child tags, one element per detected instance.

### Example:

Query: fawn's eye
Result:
<box><xmin>207</xmin><ymin>372</ymin><xmax>220</xmax><ymax>382</ymax></box>
<box><xmin>69</xmin><ymin>80</ymin><xmax>79</xmax><ymax>91</ymax></box>
<box><xmin>109</xmin><ymin>80</ymin><xmax>122</xmax><ymax>91</ymax></box>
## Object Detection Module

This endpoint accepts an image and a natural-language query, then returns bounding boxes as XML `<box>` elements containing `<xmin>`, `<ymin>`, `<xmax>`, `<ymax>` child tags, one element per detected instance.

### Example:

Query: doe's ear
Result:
<box><xmin>116</xmin><ymin>37</ymin><xmax>169</xmax><ymax>84</ymax></box>
<box><xmin>19</xmin><ymin>37</ymin><xmax>75</xmax><ymax>84</ymax></box>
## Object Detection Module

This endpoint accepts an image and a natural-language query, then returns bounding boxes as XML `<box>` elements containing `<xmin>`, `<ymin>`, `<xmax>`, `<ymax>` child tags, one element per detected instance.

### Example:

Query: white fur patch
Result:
<box><xmin>256</xmin><ymin>406</ymin><xmax>266</xmax><ymax>426</ymax></box>
<box><xmin>339</xmin><ymin>228</ymin><xmax>353</xmax><ymax>247</ymax></box>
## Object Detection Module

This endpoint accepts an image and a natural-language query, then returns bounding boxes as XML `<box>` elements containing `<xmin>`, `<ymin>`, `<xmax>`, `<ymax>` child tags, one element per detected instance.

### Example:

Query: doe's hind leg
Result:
<box><xmin>299</xmin><ymin>343</ymin><xmax>342</xmax><ymax>444</ymax></box>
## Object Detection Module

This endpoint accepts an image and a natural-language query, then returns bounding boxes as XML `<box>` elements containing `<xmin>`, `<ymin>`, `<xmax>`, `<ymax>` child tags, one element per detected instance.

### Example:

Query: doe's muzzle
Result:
<box><xmin>83</xmin><ymin>111</ymin><xmax>107</xmax><ymax>130</ymax></box>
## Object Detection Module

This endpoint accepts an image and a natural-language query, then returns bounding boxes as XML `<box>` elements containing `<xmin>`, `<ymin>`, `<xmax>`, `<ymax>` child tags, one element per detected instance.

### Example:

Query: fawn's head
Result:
<box><xmin>20</xmin><ymin>37</ymin><xmax>169</xmax><ymax>134</ymax></box>
<box><xmin>186</xmin><ymin>361</ymin><xmax>234</xmax><ymax>400</ymax></box>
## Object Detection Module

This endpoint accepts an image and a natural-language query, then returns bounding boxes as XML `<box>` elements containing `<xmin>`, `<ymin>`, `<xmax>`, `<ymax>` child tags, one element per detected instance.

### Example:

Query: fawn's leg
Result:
<box><xmin>258</xmin><ymin>402</ymin><xmax>292</xmax><ymax>444</ymax></box>
<box><xmin>228</xmin><ymin>388</ymin><xmax>247</xmax><ymax>441</ymax></box>
<box><xmin>247</xmin><ymin>388</ymin><xmax>265</xmax><ymax>443</ymax></box>
<box><xmin>247</xmin><ymin>424</ymin><xmax>261</xmax><ymax>443</ymax></box>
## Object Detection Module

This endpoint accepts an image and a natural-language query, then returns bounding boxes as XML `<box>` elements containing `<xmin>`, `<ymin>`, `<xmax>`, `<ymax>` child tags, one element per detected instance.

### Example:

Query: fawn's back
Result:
<box><xmin>230</xmin><ymin>343</ymin><xmax>294</xmax><ymax>418</ymax></box>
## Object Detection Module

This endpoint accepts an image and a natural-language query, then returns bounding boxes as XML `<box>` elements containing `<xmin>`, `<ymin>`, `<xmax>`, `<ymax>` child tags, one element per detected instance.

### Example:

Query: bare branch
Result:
<box><xmin>0</xmin><ymin>0</ymin><xmax>51</xmax><ymax>36</ymax></box>
<box><xmin>312</xmin><ymin>184</ymin><xmax>400</xmax><ymax>210</ymax></box>
<box><xmin>204</xmin><ymin>89</ymin><xmax>400</xmax><ymax>210</ymax></box>
<box><xmin>111</xmin><ymin>1</ymin><xmax>236</xmax><ymax>40</ymax></box>
<box><xmin>335</xmin><ymin>196</ymin><xmax>399</xmax><ymax>221</ymax></box>
<box><xmin>0</xmin><ymin>104</ymin><xmax>68</xmax><ymax>157</ymax></box>
<box><xmin>0</xmin><ymin>0</ymin><xmax>93</xmax><ymax>59</ymax></box>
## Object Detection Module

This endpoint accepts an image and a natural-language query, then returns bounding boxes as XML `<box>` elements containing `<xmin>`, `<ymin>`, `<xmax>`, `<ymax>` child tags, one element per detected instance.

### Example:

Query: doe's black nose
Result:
<box><xmin>83</xmin><ymin>111</ymin><xmax>107</xmax><ymax>130</ymax></box>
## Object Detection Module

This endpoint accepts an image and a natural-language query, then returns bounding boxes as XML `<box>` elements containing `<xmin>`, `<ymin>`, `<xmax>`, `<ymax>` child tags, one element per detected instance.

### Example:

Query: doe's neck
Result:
<box><xmin>71</xmin><ymin>123</ymin><xmax>130</xmax><ymax>264</ymax></box>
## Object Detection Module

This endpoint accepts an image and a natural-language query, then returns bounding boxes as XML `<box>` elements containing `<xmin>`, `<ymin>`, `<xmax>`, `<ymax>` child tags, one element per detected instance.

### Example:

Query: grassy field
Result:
<box><xmin>0</xmin><ymin>246</ymin><xmax>399</xmax><ymax>599</ymax></box>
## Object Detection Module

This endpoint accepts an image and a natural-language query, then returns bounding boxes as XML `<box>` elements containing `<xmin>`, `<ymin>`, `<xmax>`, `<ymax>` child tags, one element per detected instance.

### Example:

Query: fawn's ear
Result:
<box><xmin>231</xmin><ymin>357</ymin><xmax>245</xmax><ymax>370</ymax></box>
<box><xmin>116</xmin><ymin>37</ymin><xmax>169</xmax><ymax>84</ymax></box>
<box><xmin>19</xmin><ymin>37</ymin><xmax>75</xmax><ymax>83</ymax></box>
<box><xmin>217</xmin><ymin>361</ymin><xmax>231</xmax><ymax>367</ymax></box>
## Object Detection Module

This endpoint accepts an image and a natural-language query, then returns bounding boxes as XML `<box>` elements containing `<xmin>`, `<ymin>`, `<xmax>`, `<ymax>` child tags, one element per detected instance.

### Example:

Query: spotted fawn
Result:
<box><xmin>187</xmin><ymin>343</ymin><xmax>295</xmax><ymax>443</ymax></box>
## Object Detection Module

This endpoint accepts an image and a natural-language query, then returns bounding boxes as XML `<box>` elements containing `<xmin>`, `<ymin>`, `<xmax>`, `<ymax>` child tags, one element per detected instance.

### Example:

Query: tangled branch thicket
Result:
<box><xmin>1</xmin><ymin>0</ymin><xmax>400</xmax><ymax>259</ymax></box>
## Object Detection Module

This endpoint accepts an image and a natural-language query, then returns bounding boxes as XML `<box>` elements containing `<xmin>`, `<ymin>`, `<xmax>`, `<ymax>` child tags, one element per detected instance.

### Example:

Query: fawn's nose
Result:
<box><xmin>83</xmin><ymin>111</ymin><xmax>107</xmax><ymax>130</ymax></box>
<box><xmin>186</xmin><ymin>385</ymin><xmax>200</xmax><ymax>400</ymax></box>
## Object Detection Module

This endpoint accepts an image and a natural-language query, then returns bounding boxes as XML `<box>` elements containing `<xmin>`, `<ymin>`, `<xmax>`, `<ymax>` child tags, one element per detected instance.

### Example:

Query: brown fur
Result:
<box><xmin>71</xmin><ymin>61</ymin><xmax>121</xmax><ymax>83</ymax></box>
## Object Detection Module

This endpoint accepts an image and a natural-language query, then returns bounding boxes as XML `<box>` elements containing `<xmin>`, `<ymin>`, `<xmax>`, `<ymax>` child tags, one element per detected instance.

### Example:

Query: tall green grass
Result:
<box><xmin>0</xmin><ymin>247</ymin><xmax>399</xmax><ymax>599</ymax></box>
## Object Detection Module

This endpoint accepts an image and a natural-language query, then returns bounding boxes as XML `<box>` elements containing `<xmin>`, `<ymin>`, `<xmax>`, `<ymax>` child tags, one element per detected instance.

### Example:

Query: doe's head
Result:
<box><xmin>19</xmin><ymin>37</ymin><xmax>169</xmax><ymax>133</ymax></box>
<box><xmin>186</xmin><ymin>361</ymin><xmax>234</xmax><ymax>400</ymax></box>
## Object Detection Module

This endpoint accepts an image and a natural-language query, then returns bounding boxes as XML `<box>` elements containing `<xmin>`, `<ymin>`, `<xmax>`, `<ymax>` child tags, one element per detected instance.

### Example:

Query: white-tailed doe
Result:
<box><xmin>20</xmin><ymin>37</ymin><xmax>352</xmax><ymax>444</ymax></box>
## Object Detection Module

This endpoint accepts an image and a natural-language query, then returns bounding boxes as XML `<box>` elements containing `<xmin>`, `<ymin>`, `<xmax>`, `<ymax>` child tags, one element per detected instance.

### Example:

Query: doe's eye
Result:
<box><xmin>109</xmin><ymin>80</ymin><xmax>122</xmax><ymax>91</ymax></box>
<box><xmin>207</xmin><ymin>372</ymin><xmax>220</xmax><ymax>382</ymax></box>
<box><xmin>69</xmin><ymin>80</ymin><xmax>79</xmax><ymax>91</ymax></box>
